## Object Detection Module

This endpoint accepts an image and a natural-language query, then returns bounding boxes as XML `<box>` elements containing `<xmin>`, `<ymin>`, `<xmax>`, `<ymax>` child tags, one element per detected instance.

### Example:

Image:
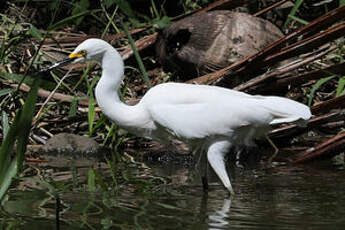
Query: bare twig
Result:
<box><xmin>253</xmin><ymin>0</ymin><xmax>289</xmax><ymax>17</ymax></box>
<box><xmin>33</xmin><ymin>69</ymin><xmax>73</xmax><ymax>124</ymax></box>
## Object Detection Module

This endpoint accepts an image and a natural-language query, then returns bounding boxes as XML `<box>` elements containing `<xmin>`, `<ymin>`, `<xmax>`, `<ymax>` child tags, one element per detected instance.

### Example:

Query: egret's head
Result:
<box><xmin>69</xmin><ymin>38</ymin><xmax>111</xmax><ymax>63</ymax></box>
<box><xmin>40</xmin><ymin>39</ymin><xmax>113</xmax><ymax>73</ymax></box>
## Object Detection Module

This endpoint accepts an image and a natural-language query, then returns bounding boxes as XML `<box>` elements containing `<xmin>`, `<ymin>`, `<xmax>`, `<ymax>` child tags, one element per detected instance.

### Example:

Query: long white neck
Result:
<box><xmin>95</xmin><ymin>48</ymin><xmax>139</xmax><ymax>127</ymax></box>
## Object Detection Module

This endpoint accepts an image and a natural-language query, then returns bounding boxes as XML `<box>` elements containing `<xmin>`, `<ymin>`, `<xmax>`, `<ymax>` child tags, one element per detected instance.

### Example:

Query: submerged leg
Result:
<box><xmin>202</xmin><ymin>153</ymin><xmax>209</xmax><ymax>192</ymax></box>
<box><xmin>207</xmin><ymin>140</ymin><xmax>234</xmax><ymax>196</ymax></box>
<box><xmin>266</xmin><ymin>136</ymin><xmax>279</xmax><ymax>164</ymax></box>
<box><xmin>199</xmin><ymin>148</ymin><xmax>208</xmax><ymax>193</ymax></box>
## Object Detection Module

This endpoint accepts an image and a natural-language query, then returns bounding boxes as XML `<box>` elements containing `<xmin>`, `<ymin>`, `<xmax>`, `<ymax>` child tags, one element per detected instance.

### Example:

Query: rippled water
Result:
<box><xmin>1</xmin><ymin>156</ymin><xmax>345</xmax><ymax>230</ymax></box>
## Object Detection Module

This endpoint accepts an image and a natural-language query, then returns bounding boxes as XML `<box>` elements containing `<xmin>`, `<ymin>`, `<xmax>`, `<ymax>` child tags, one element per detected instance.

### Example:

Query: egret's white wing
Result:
<box><xmin>148</xmin><ymin>101</ymin><xmax>272</xmax><ymax>140</ymax></box>
<box><xmin>143</xmin><ymin>82</ymin><xmax>311</xmax><ymax>140</ymax></box>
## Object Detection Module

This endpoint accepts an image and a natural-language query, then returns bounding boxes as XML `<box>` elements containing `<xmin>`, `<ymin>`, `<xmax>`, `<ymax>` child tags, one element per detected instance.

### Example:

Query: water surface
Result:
<box><xmin>1</xmin><ymin>155</ymin><xmax>344</xmax><ymax>230</ymax></box>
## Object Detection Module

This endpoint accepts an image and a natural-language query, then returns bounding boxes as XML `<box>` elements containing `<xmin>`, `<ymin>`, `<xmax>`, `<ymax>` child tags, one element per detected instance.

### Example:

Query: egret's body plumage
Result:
<box><xmin>65</xmin><ymin>39</ymin><xmax>311</xmax><ymax>195</ymax></box>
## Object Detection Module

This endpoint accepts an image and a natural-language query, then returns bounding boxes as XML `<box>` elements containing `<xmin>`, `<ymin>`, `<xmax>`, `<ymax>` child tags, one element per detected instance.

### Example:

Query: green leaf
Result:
<box><xmin>27</xmin><ymin>24</ymin><xmax>43</xmax><ymax>40</ymax></box>
<box><xmin>154</xmin><ymin>16</ymin><xmax>171</xmax><ymax>29</ymax></box>
<box><xmin>0</xmin><ymin>88</ymin><xmax>15</xmax><ymax>97</ymax></box>
<box><xmin>308</xmin><ymin>75</ymin><xmax>335</xmax><ymax>106</ymax></box>
<box><xmin>336</xmin><ymin>76</ymin><xmax>345</xmax><ymax>97</ymax></box>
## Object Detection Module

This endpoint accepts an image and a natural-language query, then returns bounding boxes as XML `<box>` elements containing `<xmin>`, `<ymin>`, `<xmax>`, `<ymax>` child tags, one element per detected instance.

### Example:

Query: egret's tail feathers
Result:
<box><xmin>269</xmin><ymin>117</ymin><xmax>309</xmax><ymax>126</ymax></box>
<box><xmin>260</xmin><ymin>96</ymin><xmax>311</xmax><ymax>125</ymax></box>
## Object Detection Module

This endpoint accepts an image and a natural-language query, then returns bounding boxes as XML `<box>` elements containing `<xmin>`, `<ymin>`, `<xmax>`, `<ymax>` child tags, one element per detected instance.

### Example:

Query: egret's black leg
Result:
<box><xmin>202</xmin><ymin>159</ymin><xmax>209</xmax><ymax>192</ymax></box>
<box><xmin>202</xmin><ymin>176</ymin><xmax>208</xmax><ymax>192</ymax></box>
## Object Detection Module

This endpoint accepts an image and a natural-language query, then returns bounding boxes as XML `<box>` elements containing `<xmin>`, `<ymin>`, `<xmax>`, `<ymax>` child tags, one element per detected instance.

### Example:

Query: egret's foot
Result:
<box><xmin>202</xmin><ymin>176</ymin><xmax>209</xmax><ymax>192</ymax></box>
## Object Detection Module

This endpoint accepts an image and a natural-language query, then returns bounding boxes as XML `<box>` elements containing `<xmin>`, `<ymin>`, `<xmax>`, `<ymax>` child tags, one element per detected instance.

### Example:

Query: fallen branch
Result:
<box><xmin>233</xmin><ymin>45</ymin><xmax>336</xmax><ymax>92</ymax></box>
<box><xmin>197</xmin><ymin>0</ymin><xmax>243</xmax><ymax>13</ymax></box>
<box><xmin>5</xmin><ymin>82</ymin><xmax>89</xmax><ymax>106</ymax></box>
<box><xmin>253</xmin><ymin>0</ymin><xmax>289</xmax><ymax>17</ymax></box>
<box><xmin>311</xmin><ymin>94</ymin><xmax>345</xmax><ymax>115</ymax></box>
<box><xmin>250</xmin><ymin>61</ymin><xmax>345</xmax><ymax>94</ymax></box>
<box><xmin>120</xmin><ymin>33</ymin><xmax>158</xmax><ymax>60</ymax></box>
<box><xmin>291</xmin><ymin>132</ymin><xmax>345</xmax><ymax>163</ymax></box>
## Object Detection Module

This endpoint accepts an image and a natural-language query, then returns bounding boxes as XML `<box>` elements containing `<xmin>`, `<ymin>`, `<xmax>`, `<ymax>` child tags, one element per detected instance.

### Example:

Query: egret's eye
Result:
<box><xmin>79</xmin><ymin>49</ymin><xmax>87</xmax><ymax>57</ymax></box>
<box><xmin>69</xmin><ymin>49</ymin><xmax>88</xmax><ymax>59</ymax></box>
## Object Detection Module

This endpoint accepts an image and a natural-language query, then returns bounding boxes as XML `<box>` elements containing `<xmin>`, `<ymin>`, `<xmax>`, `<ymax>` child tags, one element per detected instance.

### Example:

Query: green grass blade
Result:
<box><xmin>283</xmin><ymin>0</ymin><xmax>304</xmax><ymax>28</ymax></box>
<box><xmin>0</xmin><ymin>110</ymin><xmax>22</xmax><ymax>183</ymax></box>
<box><xmin>0</xmin><ymin>157</ymin><xmax>18</xmax><ymax>201</ymax></box>
<box><xmin>0</xmin><ymin>88</ymin><xmax>15</xmax><ymax>97</ymax></box>
<box><xmin>151</xmin><ymin>0</ymin><xmax>160</xmax><ymax>19</ymax></box>
<box><xmin>48</xmin><ymin>9</ymin><xmax>101</xmax><ymax>31</ymax></box>
<box><xmin>0</xmin><ymin>79</ymin><xmax>39</xmax><ymax>200</ymax></box>
<box><xmin>336</xmin><ymin>76</ymin><xmax>345</xmax><ymax>97</ymax></box>
<box><xmin>121</xmin><ymin>20</ymin><xmax>152</xmax><ymax>88</ymax></box>
<box><xmin>16</xmin><ymin>79</ymin><xmax>39</xmax><ymax>171</ymax></box>
<box><xmin>308</xmin><ymin>75</ymin><xmax>335</xmax><ymax>106</ymax></box>
<box><xmin>88</xmin><ymin>97</ymin><xmax>96</xmax><ymax>136</ymax></box>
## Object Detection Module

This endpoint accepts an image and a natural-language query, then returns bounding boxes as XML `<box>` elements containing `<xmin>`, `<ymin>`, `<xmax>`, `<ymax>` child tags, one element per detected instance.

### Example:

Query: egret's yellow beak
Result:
<box><xmin>69</xmin><ymin>53</ymin><xmax>84</xmax><ymax>59</ymax></box>
<box><xmin>39</xmin><ymin>51</ymin><xmax>86</xmax><ymax>73</ymax></box>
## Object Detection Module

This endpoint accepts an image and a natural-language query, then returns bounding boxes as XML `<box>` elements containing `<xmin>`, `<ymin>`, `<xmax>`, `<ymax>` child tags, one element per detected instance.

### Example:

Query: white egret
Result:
<box><xmin>51</xmin><ymin>39</ymin><xmax>311</xmax><ymax>196</ymax></box>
